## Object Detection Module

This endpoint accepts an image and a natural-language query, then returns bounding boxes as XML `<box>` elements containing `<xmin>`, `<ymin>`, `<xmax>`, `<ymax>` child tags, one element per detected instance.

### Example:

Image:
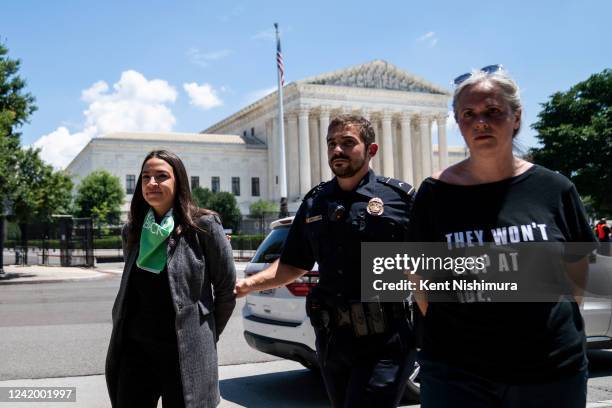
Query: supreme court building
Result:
<box><xmin>67</xmin><ymin>60</ymin><xmax>467</xmax><ymax>215</ymax></box>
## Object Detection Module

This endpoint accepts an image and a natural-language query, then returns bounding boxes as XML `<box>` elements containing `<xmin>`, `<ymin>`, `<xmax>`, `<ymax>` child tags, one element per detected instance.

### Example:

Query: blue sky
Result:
<box><xmin>3</xmin><ymin>0</ymin><xmax>611</xmax><ymax>168</ymax></box>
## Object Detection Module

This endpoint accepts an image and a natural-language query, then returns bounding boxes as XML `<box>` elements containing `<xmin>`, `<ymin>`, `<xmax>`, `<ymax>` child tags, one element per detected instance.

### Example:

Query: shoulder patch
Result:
<box><xmin>303</xmin><ymin>181</ymin><xmax>328</xmax><ymax>201</ymax></box>
<box><xmin>377</xmin><ymin>176</ymin><xmax>415</xmax><ymax>197</ymax></box>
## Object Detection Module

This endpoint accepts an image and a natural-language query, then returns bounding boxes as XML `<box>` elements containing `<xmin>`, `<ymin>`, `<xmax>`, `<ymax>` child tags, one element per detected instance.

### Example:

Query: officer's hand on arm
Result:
<box><xmin>234</xmin><ymin>259</ymin><xmax>308</xmax><ymax>298</ymax></box>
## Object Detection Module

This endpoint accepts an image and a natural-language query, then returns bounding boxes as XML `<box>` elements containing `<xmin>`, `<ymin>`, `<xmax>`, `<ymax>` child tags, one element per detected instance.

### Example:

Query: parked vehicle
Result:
<box><xmin>242</xmin><ymin>217</ymin><xmax>612</xmax><ymax>402</ymax></box>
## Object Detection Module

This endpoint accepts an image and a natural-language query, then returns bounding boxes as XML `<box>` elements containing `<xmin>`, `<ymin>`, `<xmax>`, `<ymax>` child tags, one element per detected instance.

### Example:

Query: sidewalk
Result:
<box><xmin>0</xmin><ymin>360</ymin><xmax>352</xmax><ymax>408</ymax></box>
<box><xmin>0</xmin><ymin>265</ymin><xmax>118</xmax><ymax>285</ymax></box>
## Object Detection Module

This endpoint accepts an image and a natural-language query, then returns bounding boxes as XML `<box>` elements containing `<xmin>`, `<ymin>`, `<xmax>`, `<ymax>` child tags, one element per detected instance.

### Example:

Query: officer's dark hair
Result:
<box><xmin>328</xmin><ymin>114</ymin><xmax>375</xmax><ymax>146</ymax></box>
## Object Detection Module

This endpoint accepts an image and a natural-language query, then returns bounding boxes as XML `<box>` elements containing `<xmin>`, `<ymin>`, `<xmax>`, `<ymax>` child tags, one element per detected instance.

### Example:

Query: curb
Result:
<box><xmin>0</xmin><ymin>271</ymin><xmax>114</xmax><ymax>285</ymax></box>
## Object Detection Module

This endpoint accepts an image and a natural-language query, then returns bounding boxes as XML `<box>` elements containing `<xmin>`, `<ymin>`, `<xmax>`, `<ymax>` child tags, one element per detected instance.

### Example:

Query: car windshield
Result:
<box><xmin>251</xmin><ymin>227</ymin><xmax>291</xmax><ymax>263</ymax></box>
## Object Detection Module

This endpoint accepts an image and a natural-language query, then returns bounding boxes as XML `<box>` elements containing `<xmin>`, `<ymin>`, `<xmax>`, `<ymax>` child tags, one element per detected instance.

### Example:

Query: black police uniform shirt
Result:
<box><xmin>408</xmin><ymin>164</ymin><xmax>597</xmax><ymax>383</ymax></box>
<box><xmin>280</xmin><ymin>169</ymin><xmax>414</xmax><ymax>300</ymax></box>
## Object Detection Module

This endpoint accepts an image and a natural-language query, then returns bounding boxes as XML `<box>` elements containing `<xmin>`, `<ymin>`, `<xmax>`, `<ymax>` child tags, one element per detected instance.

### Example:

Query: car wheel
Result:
<box><xmin>403</xmin><ymin>361</ymin><xmax>420</xmax><ymax>401</ymax></box>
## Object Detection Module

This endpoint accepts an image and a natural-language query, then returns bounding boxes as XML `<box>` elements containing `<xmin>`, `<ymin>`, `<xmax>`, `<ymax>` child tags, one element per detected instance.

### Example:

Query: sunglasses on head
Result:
<box><xmin>453</xmin><ymin>64</ymin><xmax>504</xmax><ymax>86</ymax></box>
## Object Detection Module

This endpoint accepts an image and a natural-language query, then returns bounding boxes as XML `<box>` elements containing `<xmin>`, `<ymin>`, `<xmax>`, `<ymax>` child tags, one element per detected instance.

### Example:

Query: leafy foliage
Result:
<box><xmin>0</xmin><ymin>40</ymin><xmax>37</xmax><ymax>212</ymax></box>
<box><xmin>529</xmin><ymin>69</ymin><xmax>612</xmax><ymax>215</ymax></box>
<box><xmin>249</xmin><ymin>199</ymin><xmax>279</xmax><ymax>218</ymax></box>
<box><xmin>74</xmin><ymin>170</ymin><xmax>125</xmax><ymax>225</ymax></box>
<box><xmin>191</xmin><ymin>187</ymin><xmax>241</xmax><ymax>232</ymax></box>
<box><xmin>0</xmin><ymin>41</ymin><xmax>37</xmax><ymax>138</ymax></box>
<box><xmin>10</xmin><ymin>148</ymin><xmax>73</xmax><ymax>224</ymax></box>
<box><xmin>208</xmin><ymin>192</ymin><xmax>242</xmax><ymax>232</ymax></box>
<box><xmin>192</xmin><ymin>187</ymin><xmax>214</xmax><ymax>209</ymax></box>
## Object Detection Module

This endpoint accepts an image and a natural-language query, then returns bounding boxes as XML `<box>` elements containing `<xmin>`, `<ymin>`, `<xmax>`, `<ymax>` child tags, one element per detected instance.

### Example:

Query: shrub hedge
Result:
<box><xmin>3</xmin><ymin>235</ymin><xmax>263</xmax><ymax>250</ymax></box>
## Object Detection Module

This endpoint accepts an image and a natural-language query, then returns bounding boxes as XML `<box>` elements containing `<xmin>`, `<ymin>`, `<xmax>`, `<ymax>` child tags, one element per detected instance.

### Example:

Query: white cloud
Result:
<box><xmin>417</xmin><ymin>31</ymin><xmax>435</xmax><ymax>41</ymax></box>
<box><xmin>243</xmin><ymin>86</ymin><xmax>276</xmax><ymax>105</ymax></box>
<box><xmin>251</xmin><ymin>28</ymin><xmax>276</xmax><ymax>41</ymax></box>
<box><xmin>81</xmin><ymin>80</ymin><xmax>108</xmax><ymax>102</ymax></box>
<box><xmin>187</xmin><ymin>48</ymin><xmax>232</xmax><ymax>67</ymax></box>
<box><xmin>34</xmin><ymin>70</ymin><xmax>178</xmax><ymax>169</ymax></box>
<box><xmin>251</xmin><ymin>25</ymin><xmax>291</xmax><ymax>42</ymax></box>
<box><xmin>203</xmin><ymin>50</ymin><xmax>232</xmax><ymax>60</ymax></box>
<box><xmin>416</xmin><ymin>31</ymin><xmax>438</xmax><ymax>48</ymax></box>
<box><xmin>183</xmin><ymin>82</ymin><xmax>223</xmax><ymax>110</ymax></box>
<box><xmin>34</xmin><ymin>126</ymin><xmax>95</xmax><ymax>169</ymax></box>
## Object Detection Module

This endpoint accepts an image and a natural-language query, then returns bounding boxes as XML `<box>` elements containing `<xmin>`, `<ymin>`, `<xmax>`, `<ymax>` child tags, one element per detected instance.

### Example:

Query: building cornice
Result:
<box><xmin>205</xmin><ymin>82</ymin><xmax>449</xmax><ymax>135</ymax></box>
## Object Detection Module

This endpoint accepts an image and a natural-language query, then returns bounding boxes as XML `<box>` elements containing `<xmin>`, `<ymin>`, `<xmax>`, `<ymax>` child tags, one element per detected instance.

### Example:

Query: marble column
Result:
<box><xmin>393</xmin><ymin>120</ymin><xmax>401</xmax><ymax>177</ymax></box>
<box><xmin>420</xmin><ymin>115</ymin><xmax>432</xmax><ymax>178</ymax></box>
<box><xmin>298</xmin><ymin>107</ymin><xmax>312</xmax><ymax>196</ymax></box>
<box><xmin>361</xmin><ymin>109</ymin><xmax>375</xmax><ymax>171</ymax></box>
<box><xmin>400</xmin><ymin>113</ymin><xmax>414</xmax><ymax>185</ymax></box>
<box><xmin>412</xmin><ymin>115</ymin><xmax>423</xmax><ymax>186</ymax></box>
<box><xmin>319</xmin><ymin>107</ymin><xmax>332</xmax><ymax>181</ymax></box>
<box><xmin>373</xmin><ymin>116</ymin><xmax>382</xmax><ymax>173</ymax></box>
<box><xmin>381</xmin><ymin>111</ymin><xmax>394</xmax><ymax>177</ymax></box>
<box><xmin>436</xmin><ymin>115</ymin><xmax>448</xmax><ymax>170</ymax></box>
<box><xmin>287</xmin><ymin>113</ymin><xmax>299</xmax><ymax>199</ymax></box>
<box><xmin>271</xmin><ymin>118</ymin><xmax>281</xmax><ymax>198</ymax></box>
<box><xmin>309</xmin><ymin>115</ymin><xmax>320</xmax><ymax>185</ymax></box>
<box><xmin>265</xmin><ymin>119</ymin><xmax>275</xmax><ymax>197</ymax></box>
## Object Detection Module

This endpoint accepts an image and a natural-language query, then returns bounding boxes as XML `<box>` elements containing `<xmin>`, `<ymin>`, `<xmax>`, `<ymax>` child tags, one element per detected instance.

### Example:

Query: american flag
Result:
<box><xmin>275</xmin><ymin>23</ymin><xmax>285</xmax><ymax>86</ymax></box>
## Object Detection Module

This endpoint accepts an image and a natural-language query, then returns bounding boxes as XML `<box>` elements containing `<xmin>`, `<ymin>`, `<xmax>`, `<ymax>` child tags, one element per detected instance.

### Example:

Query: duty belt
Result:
<box><xmin>307</xmin><ymin>295</ymin><xmax>408</xmax><ymax>338</ymax></box>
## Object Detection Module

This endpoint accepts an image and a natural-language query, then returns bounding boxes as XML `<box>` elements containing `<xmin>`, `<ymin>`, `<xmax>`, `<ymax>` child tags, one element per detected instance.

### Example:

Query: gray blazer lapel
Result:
<box><xmin>112</xmin><ymin>249</ymin><xmax>138</xmax><ymax>323</ymax></box>
<box><xmin>125</xmin><ymin>248</ymin><xmax>138</xmax><ymax>273</ymax></box>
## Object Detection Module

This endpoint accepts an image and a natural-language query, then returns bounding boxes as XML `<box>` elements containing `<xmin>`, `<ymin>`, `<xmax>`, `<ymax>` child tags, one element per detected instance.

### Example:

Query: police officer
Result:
<box><xmin>235</xmin><ymin>114</ymin><xmax>416</xmax><ymax>408</ymax></box>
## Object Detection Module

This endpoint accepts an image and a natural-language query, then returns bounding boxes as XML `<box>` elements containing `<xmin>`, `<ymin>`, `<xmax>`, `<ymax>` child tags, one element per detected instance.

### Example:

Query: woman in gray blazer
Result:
<box><xmin>105</xmin><ymin>150</ymin><xmax>236</xmax><ymax>408</ymax></box>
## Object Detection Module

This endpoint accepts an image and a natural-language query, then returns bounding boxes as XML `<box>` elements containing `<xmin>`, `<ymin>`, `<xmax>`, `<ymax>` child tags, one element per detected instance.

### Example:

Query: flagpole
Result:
<box><xmin>274</xmin><ymin>23</ymin><xmax>289</xmax><ymax>217</ymax></box>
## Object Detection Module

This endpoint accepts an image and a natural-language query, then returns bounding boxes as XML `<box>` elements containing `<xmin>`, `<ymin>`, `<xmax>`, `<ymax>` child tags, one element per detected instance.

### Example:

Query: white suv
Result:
<box><xmin>242</xmin><ymin>217</ymin><xmax>612</xmax><ymax>402</ymax></box>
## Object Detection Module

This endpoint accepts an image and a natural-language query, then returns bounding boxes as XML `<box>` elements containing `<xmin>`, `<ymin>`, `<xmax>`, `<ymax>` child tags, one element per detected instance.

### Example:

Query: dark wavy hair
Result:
<box><xmin>127</xmin><ymin>150</ymin><xmax>215</xmax><ymax>248</ymax></box>
<box><xmin>327</xmin><ymin>114</ymin><xmax>376</xmax><ymax>146</ymax></box>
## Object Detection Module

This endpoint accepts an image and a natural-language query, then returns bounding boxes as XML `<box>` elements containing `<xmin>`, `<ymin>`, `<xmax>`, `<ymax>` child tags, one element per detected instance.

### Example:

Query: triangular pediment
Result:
<box><xmin>298</xmin><ymin>59</ymin><xmax>449</xmax><ymax>95</ymax></box>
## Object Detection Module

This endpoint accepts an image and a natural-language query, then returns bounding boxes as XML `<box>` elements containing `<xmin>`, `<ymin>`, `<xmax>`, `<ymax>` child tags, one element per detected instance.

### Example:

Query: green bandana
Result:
<box><xmin>136</xmin><ymin>208</ymin><xmax>175</xmax><ymax>274</ymax></box>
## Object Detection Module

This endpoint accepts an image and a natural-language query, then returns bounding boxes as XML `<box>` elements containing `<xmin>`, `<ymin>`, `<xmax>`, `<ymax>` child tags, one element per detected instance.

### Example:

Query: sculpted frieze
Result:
<box><xmin>301</xmin><ymin>60</ymin><xmax>449</xmax><ymax>95</ymax></box>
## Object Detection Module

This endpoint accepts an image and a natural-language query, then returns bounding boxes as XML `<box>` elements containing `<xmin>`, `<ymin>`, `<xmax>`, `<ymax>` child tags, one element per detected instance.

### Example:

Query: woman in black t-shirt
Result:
<box><xmin>410</xmin><ymin>67</ymin><xmax>596</xmax><ymax>408</ymax></box>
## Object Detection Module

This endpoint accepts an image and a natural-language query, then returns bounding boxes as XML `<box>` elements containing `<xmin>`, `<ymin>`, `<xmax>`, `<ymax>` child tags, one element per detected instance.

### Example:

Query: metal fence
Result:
<box><xmin>238</xmin><ymin>212</ymin><xmax>295</xmax><ymax>235</ymax></box>
<box><xmin>3</xmin><ymin>217</ymin><xmax>94</xmax><ymax>267</ymax></box>
<box><xmin>1</xmin><ymin>213</ymin><xmax>295</xmax><ymax>266</ymax></box>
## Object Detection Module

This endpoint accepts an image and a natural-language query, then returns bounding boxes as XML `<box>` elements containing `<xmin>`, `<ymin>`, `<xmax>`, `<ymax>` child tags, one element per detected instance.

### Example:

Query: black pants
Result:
<box><xmin>116</xmin><ymin>338</ymin><xmax>184</xmax><ymax>408</ymax></box>
<box><xmin>418</xmin><ymin>351</ymin><xmax>588</xmax><ymax>408</ymax></box>
<box><xmin>315</xmin><ymin>320</ymin><xmax>415</xmax><ymax>408</ymax></box>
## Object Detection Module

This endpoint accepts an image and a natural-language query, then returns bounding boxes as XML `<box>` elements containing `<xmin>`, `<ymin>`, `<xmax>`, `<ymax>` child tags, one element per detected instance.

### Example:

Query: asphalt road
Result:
<box><xmin>0</xmin><ymin>263</ymin><xmax>611</xmax><ymax>405</ymax></box>
<box><xmin>0</xmin><ymin>263</ymin><xmax>278</xmax><ymax>381</ymax></box>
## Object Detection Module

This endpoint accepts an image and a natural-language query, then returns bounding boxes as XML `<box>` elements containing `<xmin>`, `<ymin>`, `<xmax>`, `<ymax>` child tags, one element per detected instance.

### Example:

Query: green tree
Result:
<box><xmin>10</xmin><ymin>148</ymin><xmax>73</xmax><ymax>262</ymax></box>
<box><xmin>529</xmin><ymin>69</ymin><xmax>612</xmax><ymax>215</ymax></box>
<box><xmin>11</xmin><ymin>148</ymin><xmax>73</xmax><ymax>222</ymax></box>
<box><xmin>0</xmin><ymin>40</ymin><xmax>37</xmax><ymax>213</ymax></box>
<box><xmin>75</xmin><ymin>170</ymin><xmax>125</xmax><ymax>226</ymax></box>
<box><xmin>208</xmin><ymin>192</ymin><xmax>241</xmax><ymax>232</ymax></box>
<box><xmin>192</xmin><ymin>187</ymin><xmax>214</xmax><ymax>209</ymax></box>
<box><xmin>249</xmin><ymin>199</ymin><xmax>278</xmax><ymax>218</ymax></box>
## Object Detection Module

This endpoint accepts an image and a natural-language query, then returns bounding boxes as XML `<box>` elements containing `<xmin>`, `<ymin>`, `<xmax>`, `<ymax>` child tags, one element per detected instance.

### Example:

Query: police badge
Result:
<box><xmin>366</xmin><ymin>197</ymin><xmax>384</xmax><ymax>216</ymax></box>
